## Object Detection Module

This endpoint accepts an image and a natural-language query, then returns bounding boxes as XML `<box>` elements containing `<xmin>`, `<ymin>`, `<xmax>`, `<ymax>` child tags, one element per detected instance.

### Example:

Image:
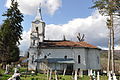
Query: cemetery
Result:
<box><xmin>0</xmin><ymin>0</ymin><xmax>120</xmax><ymax>80</ymax></box>
<box><xmin>0</xmin><ymin>66</ymin><xmax>108</xmax><ymax>80</ymax></box>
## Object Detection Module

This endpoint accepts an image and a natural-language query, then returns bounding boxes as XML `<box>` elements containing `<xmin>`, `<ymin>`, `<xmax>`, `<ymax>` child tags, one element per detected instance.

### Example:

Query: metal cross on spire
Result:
<box><xmin>35</xmin><ymin>3</ymin><xmax>43</xmax><ymax>21</ymax></box>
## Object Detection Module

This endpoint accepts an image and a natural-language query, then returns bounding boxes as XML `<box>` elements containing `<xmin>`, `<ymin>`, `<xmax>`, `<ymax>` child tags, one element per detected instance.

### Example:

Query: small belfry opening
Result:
<box><xmin>36</xmin><ymin>27</ymin><xmax>38</xmax><ymax>32</ymax></box>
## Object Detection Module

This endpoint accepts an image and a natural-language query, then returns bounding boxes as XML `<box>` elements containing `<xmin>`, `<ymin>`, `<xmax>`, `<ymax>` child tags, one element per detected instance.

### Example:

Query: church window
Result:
<box><xmin>36</xmin><ymin>27</ymin><xmax>38</xmax><ymax>32</ymax></box>
<box><xmin>64</xmin><ymin>55</ymin><xmax>67</xmax><ymax>59</ymax></box>
<box><xmin>78</xmin><ymin>55</ymin><xmax>81</xmax><ymax>64</ymax></box>
<box><xmin>97</xmin><ymin>56</ymin><xmax>99</xmax><ymax>64</ymax></box>
<box><xmin>44</xmin><ymin>55</ymin><xmax>47</xmax><ymax>59</ymax></box>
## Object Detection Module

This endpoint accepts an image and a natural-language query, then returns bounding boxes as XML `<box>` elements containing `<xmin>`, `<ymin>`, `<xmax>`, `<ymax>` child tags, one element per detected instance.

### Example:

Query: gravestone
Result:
<box><xmin>108</xmin><ymin>72</ymin><xmax>112</xmax><ymax>80</ymax></box>
<box><xmin>63</xmin><ymin>67</ymin><xmax>66</xmax><ymax>76</ymax></box>
<box><xmin>97</xmin><ymin>71</ymin><xmax>100</xmax><ymax>80</ymax></box>
<box><xmin>14</xmin><ymin>68</ymin><xmax>18</xmax><ymax>73</ymax></box>
<box><xmin>79</xmin><ymin>70</ymin><xmax>83</xmax><ymax>77</ymax></box>
<box><xmin>93</xmin><ymin>71</ymin><xmax>96</xmax><ymax>80</ymax></box>
<box><xmin>4</xmin><ymin>65</ymin><xmax>9</xmax><ymax>74</ymax></box>
<box><xmin>49</xmin><ymin>69</ymin><xmax>52</xmax><ymax>80</ymax></box>
<box><xmin>88</xmin><ymin>69</ymin><xmax>93</xmax><ymax>76</ymax></box>
<box><xmin>74</xmin><ymin>69</ymin><xmax>77</xmax><ymax>80</ymax></box>
<box><xmin>55</xmin><ymin>70</ymin><xmax>58</xmax><ymax>80</ymax></box>
<box><xmin>113</xmin><ymin>73</ymin><xmax>117</xmax><ymax>80</ymax></box>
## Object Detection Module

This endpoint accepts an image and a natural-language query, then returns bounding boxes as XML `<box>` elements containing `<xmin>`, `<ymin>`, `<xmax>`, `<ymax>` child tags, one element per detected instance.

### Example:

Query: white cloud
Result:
<box><xmin>45</xmin><ymin>0</ymin><xmax>61</xmax><ymax>15</ymax></box>
<box><xmin>19</xmin><ymin>11</ymin><xmax>120</xmax><ymax>51</ymax></box>
<box><xmin>114</xmin><ymin>45</ymin><xmax>120</xmax><ymax>50</ymax></box>
<box><xmin>45</xmin><ymin>11</ymin><xmax>108</xmax><ymax>47</ymax></box>
<box><xmin>19</xmin><ymin>29</ymin><xmax>31</xmax><ymax>51</ymax></box>
<box><xmin>19</xmin><ymin>11</ymin><xmax>113</xmax><ymax>51</ymax></box>
<box><xmin>5</xmin><ymin>0</ymin><xmax>62</xmax><ymax>15</ymax></box>
<box><xmin>100</xmin><ymin>45</ymin><xmax>120</xmax><ymax>50</ymax></box>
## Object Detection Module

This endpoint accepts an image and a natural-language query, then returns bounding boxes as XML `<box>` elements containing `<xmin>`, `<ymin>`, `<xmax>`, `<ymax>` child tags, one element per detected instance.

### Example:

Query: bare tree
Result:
<box><xmin>77</xmin><ymin>33</ymin><xmax>85</xmax><ymax>42</ymax></box>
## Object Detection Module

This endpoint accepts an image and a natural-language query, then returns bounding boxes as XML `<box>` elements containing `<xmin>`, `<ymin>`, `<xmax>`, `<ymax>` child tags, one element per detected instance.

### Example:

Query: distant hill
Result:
<box><xmin>100</xmin><ymin>50</ymin><xmax>120</xmax><ymax>73</ymax></box>
<box><xmin>101</xmin><ymin>50</ymin><xmax>120</xmax><ymax>60</ymax></box>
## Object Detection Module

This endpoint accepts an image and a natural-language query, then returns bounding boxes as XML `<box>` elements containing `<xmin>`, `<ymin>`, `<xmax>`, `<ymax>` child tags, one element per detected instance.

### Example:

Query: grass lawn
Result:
<box><xmin>18</xmin><ymin>75</ymin><xmax>109</xmax><ymax>80</ymax></box>
<box><xmin>20</xmin><ymin>74</ymin><xmax>90</xmax><ymax>80</ymax></box>
<box><xmin>0</xmin><ymin>73</ymin><xmax>109</xmax><ymax>80</ymax></box>
<box><xmin>0</xmin><ymin>67</ymin><xmax>110</xmax><ymax>80</ymax></box>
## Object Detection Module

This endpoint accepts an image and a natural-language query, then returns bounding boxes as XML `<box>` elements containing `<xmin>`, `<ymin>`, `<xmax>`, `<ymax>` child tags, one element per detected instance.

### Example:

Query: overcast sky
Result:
<box><xmin>0</xmin><ymin>0</ymin><xmax>120</xmax><ymax>51</ymax></box>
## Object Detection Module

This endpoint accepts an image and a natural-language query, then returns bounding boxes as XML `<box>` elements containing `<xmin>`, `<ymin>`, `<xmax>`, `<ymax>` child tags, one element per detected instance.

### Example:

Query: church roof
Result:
<box><xmin>38</xmin><ymin>40</ymin><xmax>100</xmax><ymax>49</ymax></box>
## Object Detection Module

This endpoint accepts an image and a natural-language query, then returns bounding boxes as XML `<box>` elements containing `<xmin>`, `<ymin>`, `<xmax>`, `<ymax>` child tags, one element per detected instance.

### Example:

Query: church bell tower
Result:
<box><xmin>30</xmin><ymin>5</ymin><xmax>45</xmax><ymax>46</ymax></box>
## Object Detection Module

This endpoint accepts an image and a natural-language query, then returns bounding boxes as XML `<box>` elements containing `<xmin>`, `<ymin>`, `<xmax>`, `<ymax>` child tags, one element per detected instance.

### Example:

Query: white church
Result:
<box><xmin>28</xmin><ymin>7</ymin><xmax>101</xmax><ymax>75</ymax></box>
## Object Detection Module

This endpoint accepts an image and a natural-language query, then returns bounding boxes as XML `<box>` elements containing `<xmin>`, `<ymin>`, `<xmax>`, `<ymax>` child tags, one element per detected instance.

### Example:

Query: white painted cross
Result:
<box><xmin>14</xmin><ymin>68</ymin><xmax>18</xmax><ymax>73</ymax></box>
<box><xmin>79</xmin><ymin>70</ymin><xmax>83</xmax><ymax>77</ymax></box>
<box><xmin>93</xmin><ymin>71</ymin><xmax>96</xmax><ymax>80</ymax></box>
<box><xmin>63</xmin><ymin>67</ymin><xmax>66</xmax><ymax>76</ymax></box>
<box><xmin>108</xmin><ymin>72</ymin><xmax>111</xmax><ymax>80</ymax></box>
<box><xmin>49</xmin><ymin>69</ymin><xmax>52</xmax><ymax>80</ymax></box>
<box><xmin>47</xmin><ymin>70</ymin><xmax>49</xmax><ymax>80</ymax></box>
<box><xmin>88</xmin><ymin>69</ymin><xmax>93</xmax><ymax>76</ymax></box>
<box><xmin>97</xmin><ymin>71</ymin><xmax>100</xmax><ymax>80</ymax></box>
<box><xmin>4</xmin><ymin>65</ymin><xmax>9</xmax><ymax>74</ymax></box>
<box><xmin>55</xmin><ymin>70</ymin><xmax>58</xmax><ymax>80</ymax></box>
<box><xmin>113</xmin><ymin>73</ymin><xmax>117</xmax><ymax>80</ymax></box>
<box><xmin>74</xmin><ymin>69</ymin><xmax>77</xmax><ymax>80</ymax></box>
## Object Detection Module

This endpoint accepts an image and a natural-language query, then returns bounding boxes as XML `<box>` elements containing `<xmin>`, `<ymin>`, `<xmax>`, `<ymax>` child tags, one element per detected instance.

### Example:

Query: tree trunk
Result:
<box><xmin>110</xmin><ymin>14</ymin><xmax>115</xmax><ymax>73</ymax></box>
<box><xmin>111</xmin><ymin>27</ymin><xmax>115</xmax><ymax>73</ymax></box>
<box><xmin>107</xmin><ymin>28</ymin><xmax>112</xmax><ymax>73</ymax></box>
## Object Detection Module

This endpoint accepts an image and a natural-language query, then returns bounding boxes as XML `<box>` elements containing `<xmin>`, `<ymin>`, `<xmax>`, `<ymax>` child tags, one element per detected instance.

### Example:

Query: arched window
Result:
<box><xmin>78</xmin><ymin>55</ymin><xmax>81</xmax><ymax>64</ymax></box>
<box><xmin>64</xmin><ymin>55</ymin><xmax>67</xmax><ymax>59</ymax></box>
<box><xmin>36</xmin><ymin>27</ymin><xmax>38</xmax><ymax>32</ymax></box>
<box><xmin>97</xmin><ymin>56</ymin><xmax>99</xmax><ymax>64</ymax></box>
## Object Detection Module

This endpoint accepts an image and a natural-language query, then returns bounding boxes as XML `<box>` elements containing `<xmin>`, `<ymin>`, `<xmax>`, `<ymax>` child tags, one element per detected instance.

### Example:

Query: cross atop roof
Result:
<box><xmin>35</xmin><ymin>3</ymin><xmax>43</xmax><ymax>21</ymax></box>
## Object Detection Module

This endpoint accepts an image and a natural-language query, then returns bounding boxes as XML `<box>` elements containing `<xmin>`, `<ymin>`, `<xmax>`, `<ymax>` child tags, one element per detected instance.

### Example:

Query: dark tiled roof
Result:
<box><xmin>39</xmin><ymin>40</ymin><xmax>99</xmax><ymax>49</ymax></box>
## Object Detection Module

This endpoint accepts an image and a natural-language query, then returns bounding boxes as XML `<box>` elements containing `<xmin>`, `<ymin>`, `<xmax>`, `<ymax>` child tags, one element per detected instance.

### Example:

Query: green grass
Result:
<box><xmin>0</xmin><ymin>74</ymin><xmax>12</xmax><ymax>80</ymax></box>
<box><xmin>19</xmin><ymin>67</ymin><xmax>27</xmax><ymax>72</ymax></box>
<box><xmin>100</xmin><ymin>76</ymin><xmax>108</xmax><ymax>80</ymax></box>
<box><xmin>0</xmin><ymin>73</ymin><xmax>109</xmax><ymax>80</ymax></box>
<box><xmin>0</xmin><ymin>67</ymin><xmax>109</xmax><ymax>80</ymax></box>
<box><xmin>0</xmin><ymin>68</ymin><xmax>4</xmax><ymax>75</ymax></box>
<box><xmin>17</xmin><ymin>74</ymin><xmax>90</xmax><ymax>80</ymax></box>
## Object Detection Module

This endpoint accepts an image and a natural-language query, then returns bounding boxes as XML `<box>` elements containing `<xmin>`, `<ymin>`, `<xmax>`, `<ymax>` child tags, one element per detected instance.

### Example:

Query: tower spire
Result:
<box><xmin>35</xmin><ymin>3</ymin><xmax>43</xmax><ymax>21</ymax></box>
